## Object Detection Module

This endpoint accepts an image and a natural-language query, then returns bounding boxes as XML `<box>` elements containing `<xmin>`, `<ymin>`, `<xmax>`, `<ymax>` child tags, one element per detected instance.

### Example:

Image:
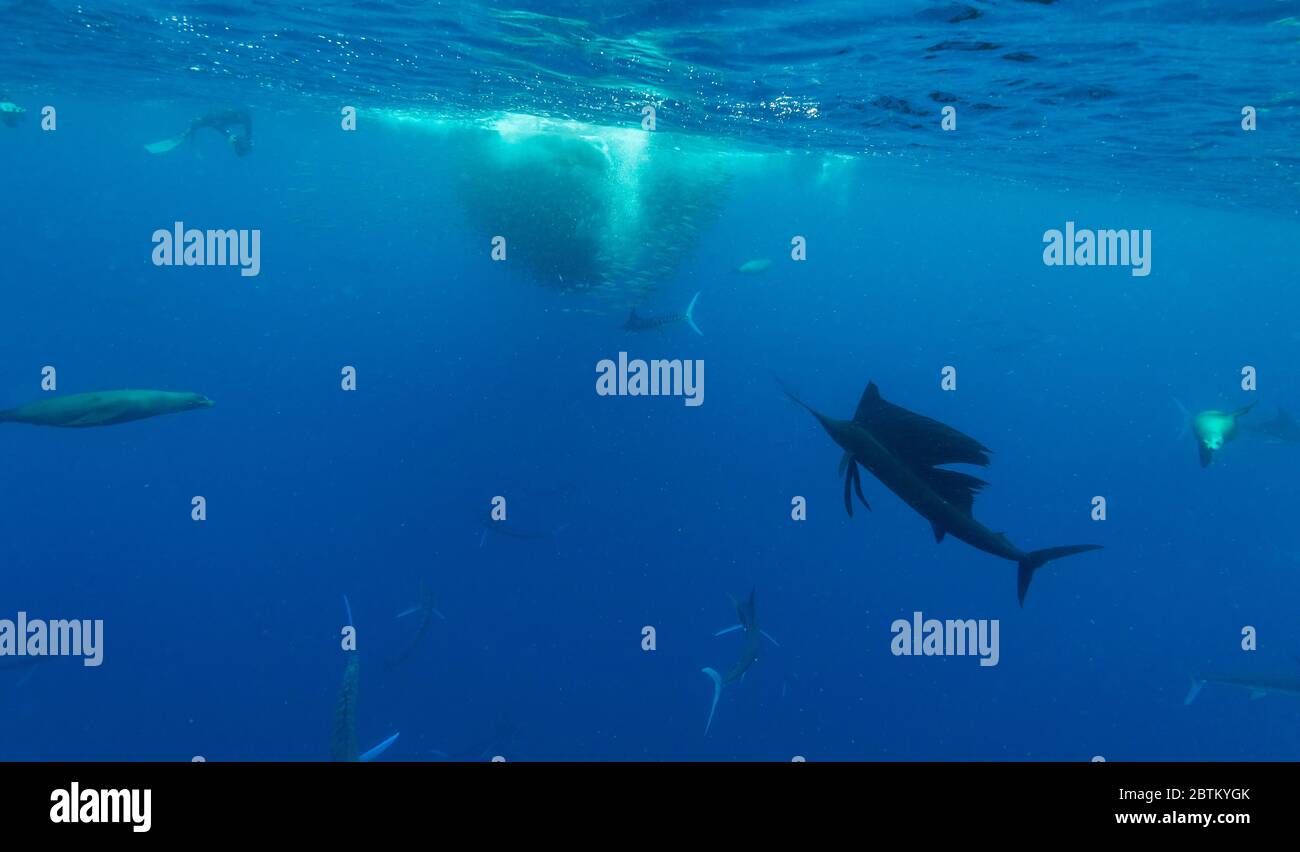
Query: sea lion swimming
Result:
<box><xmin>0</xmin><ymin>97</ymin><xmax>25</xmax><ymax>128</ymax></box>
<box><xmin>144</xmin><ymin>108</ymin><xmax>252</xmax><ymax>156</ymax></box>
<box><xmin>0</xmin><ymin>390</ymin><xmax>213</xmax><ymax>428</ymax></box>
<box><xmin>1190</xmin><ymin>403</ymin><xmax>1254</xmax><ymax>467</ymax></box>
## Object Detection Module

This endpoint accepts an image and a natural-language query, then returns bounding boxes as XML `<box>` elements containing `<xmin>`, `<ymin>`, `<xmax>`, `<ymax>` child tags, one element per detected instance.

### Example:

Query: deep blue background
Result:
<box><xmin>2</xmin><ymin>0</ymin><xmax>1299</xmax><ymax>760</ymax></box>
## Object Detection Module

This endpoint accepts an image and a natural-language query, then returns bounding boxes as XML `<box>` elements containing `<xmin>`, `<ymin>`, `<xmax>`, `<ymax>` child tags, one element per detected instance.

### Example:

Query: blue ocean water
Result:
<box><xmin>1</xmin><ymin>1</ymin><xmax>1299</xmax><ymax>761</ymax></box>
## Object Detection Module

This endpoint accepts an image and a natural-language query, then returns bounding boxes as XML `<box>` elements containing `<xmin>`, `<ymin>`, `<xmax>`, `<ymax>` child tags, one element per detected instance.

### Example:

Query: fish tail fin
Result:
<box><xmin>359</xmin><ymin>732</ymin><xmax>400</xmax><ymax>762</ymax></box>
<box><xmin>1016</xmin><ymin>545</ymin><xmax>1104</xmax><ymax>607</ymax></box>
<box><xmin>1184</xmin><ymin>677</ymin><xmax>1205</xmax><ymax>706</ymax></box>
<box><xmin>701</xmin><ymin>667</ymin><xmax>723</xmax><ymax>735</ymax></box>
<box><xmin>685</xmin><ymin>292</ymin><xmax>703</xmax><ymax>336</ymax></box>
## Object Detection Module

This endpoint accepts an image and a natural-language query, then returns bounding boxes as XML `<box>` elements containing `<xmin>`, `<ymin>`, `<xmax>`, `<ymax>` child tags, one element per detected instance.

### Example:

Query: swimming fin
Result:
<box><xmin>144</xmin><ymin>134</ymin><xmax>186</xmax><ymax>154</ymax></box>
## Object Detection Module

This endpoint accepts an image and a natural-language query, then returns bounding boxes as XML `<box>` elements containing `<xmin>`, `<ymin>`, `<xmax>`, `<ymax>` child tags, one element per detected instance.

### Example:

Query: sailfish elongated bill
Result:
<box><xmin>786</xmin><ymin>380</ymin><xmax>1102</xmax><ymax>606</ymax></box>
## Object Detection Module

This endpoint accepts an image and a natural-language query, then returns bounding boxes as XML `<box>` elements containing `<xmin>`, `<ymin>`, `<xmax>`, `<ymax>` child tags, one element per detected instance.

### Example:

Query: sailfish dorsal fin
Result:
<box><xmin>915</xmin><ymin>468</ymin><xmax>989</xmax><ymax>517</ymax></box>
<box><xmin>852</xmin><ymin>382</ymin><xmax>992</xmax><ymax>469</ymax></box>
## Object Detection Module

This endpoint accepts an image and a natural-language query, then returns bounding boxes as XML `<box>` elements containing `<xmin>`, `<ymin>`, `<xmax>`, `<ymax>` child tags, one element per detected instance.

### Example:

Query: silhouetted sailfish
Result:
<box><xmin>784</xmin><ymin>380</ymin><xmax>1102</xmax><ymax>606</ymax></box>
<box><xmin>332</xmin><ymin>595</ymin><xmax>400</xmax><ymax>762</ymax></box>
<box><xmin>1184</xmin><ymin>666</ymin><xmax>1300</xmax><ymax>704</ymax></box>
<box><xmin>623</xmin><ymin>292</ymin><xmax>702</xmax><ymax>336</ymax></box>
<box><xmin>1245</xmin><ymin>406</ymin><xmax>1300</xmax><ymax>445</ymax></box>
<box><xmin>700</xmin><ymin>589</ymin><xmax>778</xmax><ymax>735</ymax></box>
<box><xmin>387</xmin><ymin>580</ymin><xmax>445</xmax><ymax>669</ymax></box>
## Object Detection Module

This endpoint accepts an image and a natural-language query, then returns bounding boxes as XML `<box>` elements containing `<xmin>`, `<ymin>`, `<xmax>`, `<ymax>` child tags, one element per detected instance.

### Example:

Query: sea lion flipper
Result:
<box><xmin>144</xmin><ymin>133</ymin><xmax>187</xmax><ymax>154</ymax></box>
<box><xmin>916</xmin><ymin>468</ymin><xmax>988</xmax><ymax>516</ymax></box>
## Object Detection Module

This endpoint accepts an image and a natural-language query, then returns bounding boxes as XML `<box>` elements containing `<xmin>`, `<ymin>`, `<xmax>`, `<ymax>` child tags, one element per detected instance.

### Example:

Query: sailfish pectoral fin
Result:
<box><xmin>851</xmin><ymin>463</ymin><xmax>870</xmax><ymax>511</ymax></box>
<box><xmin>701</xmin><ymin>667</ymin><xmax>723</xmax><ymax>735</ymax></box>
<box><xmin>842</xmin><ymin>459</ymin><xmax>870</xmax><ymax>517</ymax></box>
<box><xmin>843</xmin><ymin>464</ymin><xmax>854</xmax><ymax>517</ymax></box>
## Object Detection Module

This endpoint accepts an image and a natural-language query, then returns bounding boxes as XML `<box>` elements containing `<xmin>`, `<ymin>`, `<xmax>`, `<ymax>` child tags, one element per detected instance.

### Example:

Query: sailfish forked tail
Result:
<box><xmin>685</xmin><ymin>292</ymin><xmax>703</xmax><ymax>336</ymax></box>
<box><xmin>1016</xmin><ymin>544</ymin><xmax>1105</xmax><ymax>607</ymax></box>
<box><xmin>701</xmin><ymin>667</ymin><xmax>723</xmax><ymax>735</ymax></box>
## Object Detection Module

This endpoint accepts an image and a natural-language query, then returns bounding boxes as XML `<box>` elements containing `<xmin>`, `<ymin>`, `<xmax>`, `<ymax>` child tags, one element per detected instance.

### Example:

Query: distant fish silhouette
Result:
<box><xmin>478</xmin><ymin>513</ymin><xmax>568</xmax><ymax>547</ymax></box>
<box><xmin>430</xmin><ymin>722</ymin><xmax>519</xmax><ymax>761</ymax></box>
<box><xmin>332</xmin><ymin>595</ymin><xmax>399</xmax><ymax>762</ymax></box>
<box><xmin>736</xmin><ymin>258</ymin><xmax>772</xmax><ymax>275</ymax></box>
<box><xmin>701</xmin><ymin>589</ymin><xmax>778</xmax><ymax>735</ymax></box>
<box><xmin>0</xmin><ymin>390</ymin><xmax>213</xmax><ymax>428</ymax></box>
<box><xmin>387</xmin><ymin>580</ymin><xmax>445</xmax><ymax>669</ymax></box>
<box><xmin>623</xmin><ymin>292</ymin><xmax>702</xmax><ymax>336</ymax></box>
<box><xmin>1185</xmin><ymin>668</ymin><xmax>1300</xmax><ymax>704</ymax></box>
<box><xmin>1246</xmin><ymin>407</ymin><xmax>1300</xmax><ymax>445</ymax></box>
